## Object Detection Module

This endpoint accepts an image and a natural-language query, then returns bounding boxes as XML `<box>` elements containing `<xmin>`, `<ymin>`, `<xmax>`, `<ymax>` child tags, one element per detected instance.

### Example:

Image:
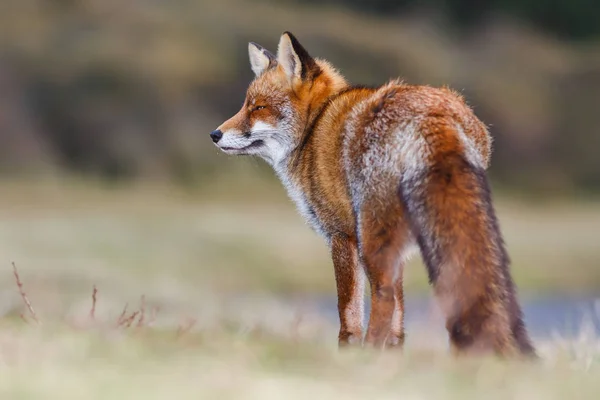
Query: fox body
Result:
<box><xmin>212</xmin><ymin>32</ymin><xmax>534</xmax><ymax>356</ymax></box>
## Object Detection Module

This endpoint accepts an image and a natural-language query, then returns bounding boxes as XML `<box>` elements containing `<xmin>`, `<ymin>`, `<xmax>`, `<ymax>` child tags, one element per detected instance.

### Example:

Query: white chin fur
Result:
<box><xmin>216</xmin><ymin>121</ymin><xmax>293</xmax><ymax>166</ymax></box>
<box><xmin>216</xmin><ymin>128</ymin><xmax>254</xmax><ymax>152</ymax></box>
<box><xmin>250</xmin><ymin>121</ymin><xmax>292</xmax><ymax>165</ymax></box>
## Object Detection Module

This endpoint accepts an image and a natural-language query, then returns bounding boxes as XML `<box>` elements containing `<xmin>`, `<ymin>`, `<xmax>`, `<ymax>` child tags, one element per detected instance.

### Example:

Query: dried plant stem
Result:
<box><xmin>137</xmin><ymin>295</ymin><xmax>146</xmax><ymax>327</ymax></box>
<box><xmin>117</xmin><ymin>303</ymin><xmax>129</xmax><ymax>326</ymax></box>
<box><xmin>90</xmin><ymin>285</ymin><xmax>98</xmax><ymax>320</ymax></box>
<box><xmin>123</xmin><ymin>311</ymin><xmax>139</xmax><ymax>328</ymax></box>
<box><xmin>12</xmin><ymin>262</ymin><xmax>40</xmax><ymax>324</ymax></box>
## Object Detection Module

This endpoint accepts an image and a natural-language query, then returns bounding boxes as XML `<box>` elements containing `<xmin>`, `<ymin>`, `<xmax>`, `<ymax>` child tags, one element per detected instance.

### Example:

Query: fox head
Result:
<box><xmin>210</xmin><ymin>32</ymin><xmax>347</xmax><ymax>166</ymax></box>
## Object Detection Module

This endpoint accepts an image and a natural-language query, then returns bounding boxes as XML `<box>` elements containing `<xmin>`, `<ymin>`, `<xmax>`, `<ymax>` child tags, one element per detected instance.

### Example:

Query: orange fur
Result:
<box><xmin>212</xmin><ymin>32</ymin><xmax>534</xmax><ymax>357</ymax></box>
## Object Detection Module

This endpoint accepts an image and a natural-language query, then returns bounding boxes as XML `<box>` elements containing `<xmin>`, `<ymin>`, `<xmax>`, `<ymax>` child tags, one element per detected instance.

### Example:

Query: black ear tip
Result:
<box><xmin>282</xmin><ymin>31</ymin><xmax>296</xmax><ymax>40</ymax></box>
<box><xmin>249</xmin><ymin>42</ymin><xmax>262</xmax><ymax>50</ymax></box>
<box><xmin>282</xmin><ymin>31</ymin><xmax>304</xmax><ymax>51</ymax></box>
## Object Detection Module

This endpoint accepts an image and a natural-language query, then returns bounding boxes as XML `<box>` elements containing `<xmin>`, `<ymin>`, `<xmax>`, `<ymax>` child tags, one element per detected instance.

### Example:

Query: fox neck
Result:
<box><xmin>266</xmin><ymin>60</ymin><xmax>348</xmax><ymax>170</ymax></box>
<box><xmin>271</xmin><ymin>83</ymin><xmax>350</xmax><ymax>238</ymax></box>
<box><xmin>273</xmin><ymin>83</ymin><xmax>347</xmax><ymax>171</ymax></box>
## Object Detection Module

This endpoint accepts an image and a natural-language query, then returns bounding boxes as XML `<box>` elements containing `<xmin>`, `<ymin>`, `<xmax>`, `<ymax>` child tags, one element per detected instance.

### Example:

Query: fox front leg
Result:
<box><xmin>330</xmin><ymin>234</ymin><xmax>365</xmax><ymax>346</ymax></box>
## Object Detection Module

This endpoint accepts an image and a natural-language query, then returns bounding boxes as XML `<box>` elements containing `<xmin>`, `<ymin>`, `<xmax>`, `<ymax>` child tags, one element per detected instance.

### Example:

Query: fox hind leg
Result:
<box><xmin>357</xmin><ymin>197</ymin><xmax>411</xmax><ymax>348</ymax></box>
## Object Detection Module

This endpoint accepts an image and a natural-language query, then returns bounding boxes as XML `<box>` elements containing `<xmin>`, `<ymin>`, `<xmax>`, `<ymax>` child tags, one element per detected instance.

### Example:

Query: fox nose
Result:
<box><xmin>210</xmin><ymin>129</ymin><xmax>223</xmax><ymax>143</ymax></box>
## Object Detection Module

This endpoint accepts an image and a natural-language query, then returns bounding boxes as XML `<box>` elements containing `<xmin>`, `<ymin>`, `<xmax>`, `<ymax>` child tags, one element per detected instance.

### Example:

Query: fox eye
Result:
<box><xmin>252</xmin><ymin>105</ymin><xmax>266</xmax><ymax>112</ymax></box>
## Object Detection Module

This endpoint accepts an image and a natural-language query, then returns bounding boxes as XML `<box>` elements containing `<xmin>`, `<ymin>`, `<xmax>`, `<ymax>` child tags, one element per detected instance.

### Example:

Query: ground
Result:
<box><xmin>0</xmin><ymin>323</ymin><xmax>598</xmax><ymax>399</ymax></box>
<box><xmin>0</xmin><ymin>179</ymin><xmax>599</xmax><ymax>398</ymax></box>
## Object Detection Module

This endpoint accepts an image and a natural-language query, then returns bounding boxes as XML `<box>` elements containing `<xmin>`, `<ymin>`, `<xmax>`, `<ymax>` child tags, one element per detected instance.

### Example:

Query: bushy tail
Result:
<box><xmin>399</xmin><ymin>148</ymin><xmax>535</xmax><ymax>357</ymax></box>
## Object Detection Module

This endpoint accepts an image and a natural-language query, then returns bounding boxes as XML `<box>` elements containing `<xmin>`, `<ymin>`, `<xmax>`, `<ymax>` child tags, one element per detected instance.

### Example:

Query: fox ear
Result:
<box><xmin>248</xmin><ymin>42</ymin><xmax>277</xmax><ymax>77</ymax></box>
<box><xmin>277</xmin><ymin>32</ymin><xmax>319</xmax><ymax>82</ymax></box>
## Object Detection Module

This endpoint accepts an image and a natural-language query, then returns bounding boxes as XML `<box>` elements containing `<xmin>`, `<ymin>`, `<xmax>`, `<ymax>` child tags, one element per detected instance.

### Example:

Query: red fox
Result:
<box><xmin>211</xmin><ymin>32</ymin><xmax>535</xmax><ymax>357</ymax></box>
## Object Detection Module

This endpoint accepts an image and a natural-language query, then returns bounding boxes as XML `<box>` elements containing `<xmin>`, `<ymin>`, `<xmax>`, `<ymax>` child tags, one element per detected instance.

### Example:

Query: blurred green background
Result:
<box><xmin>1</xmin><ymin>0</ymin><xmax>600</xmax><ymax>192</ymax></box>
<box><xmin>0</xmin><ymin>0</ymin><xmax>599</xmax><ymax>303</ymax></box>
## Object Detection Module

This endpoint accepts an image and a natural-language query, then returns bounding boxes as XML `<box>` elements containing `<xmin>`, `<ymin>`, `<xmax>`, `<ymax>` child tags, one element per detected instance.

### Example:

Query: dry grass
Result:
<box><xmin>12</xmin><ymin>262</ymin><xmax>39</xmax><ymax>324</ymax></box>
<box><xmin>0</xmin><ymin>327</ymin><xmax>597</xmax><ymax>400</ymax></box>
<box><xmin>0</xmin><ymin>180</ymin><xmax>599</xmax><ymax>398</ymax></box>
<box><xmin>3</xmin><ymin>262</ymin><xmax>600</xmax><ymax>399</ymax></box>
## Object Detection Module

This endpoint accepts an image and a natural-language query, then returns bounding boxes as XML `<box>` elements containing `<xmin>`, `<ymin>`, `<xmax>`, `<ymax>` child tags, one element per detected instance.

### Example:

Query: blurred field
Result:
<box><xmin>0</xmin><ymin>322</ymin><xmax>598</xmax><ymax>399</ymax></box>
<box><xmin>0</xmin><ymin>180</ymin><xmax>599</xmax><ymax>398</ymax></box>
<box><xmin>1</xmin><ymin>179</ymin><xmax>599</xmax><ymax>304</ymax></box>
